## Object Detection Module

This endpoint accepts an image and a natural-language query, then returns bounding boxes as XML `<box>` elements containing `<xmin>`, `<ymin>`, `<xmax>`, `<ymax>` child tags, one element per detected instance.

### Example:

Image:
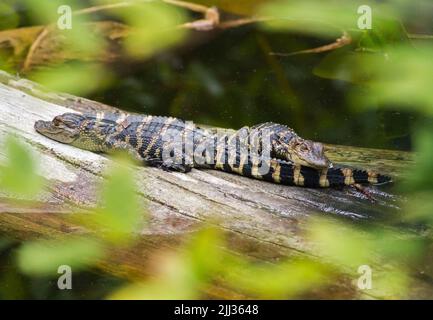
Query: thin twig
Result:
<box><xmin>270</xmin><ymin>31</ymin><xmax>351</xmax><ymax>57</ymax></box>
<box><xmin>74</xmin><ymin>1</ymin><xmax>137</xmax><ymax>15</ymax></box>
<box><xmin>218</xmin><ymin>17</ymin><xmax>270</xmax><ymax>29</ymax></box>
<box><xmin>407</xmin><ymin>33</ymin><xmax>433</xmax><ymax>39</ymax></box>
<box><xmin>22</xmin><ymin>26</ymin><xmax>51</xmax><ymax>73</ymax></box>
<box><xmin>75</xmin><ymin>0</ymin><xmax>220</xmax><ymax>31</ymax></box>
<box><xmin>74</xmin><ymin>0</ymin><xmax>209</xmax><ymax>16</ymax></box>
<box><xmin>177</xmin><ymin>6</ymin><xmax>219</xmax><ymax>31</ymax></box>
<box><xmin>162</xmin><ymin>0</ymin><xmax>209</xmax><ymax>13</ymax></box>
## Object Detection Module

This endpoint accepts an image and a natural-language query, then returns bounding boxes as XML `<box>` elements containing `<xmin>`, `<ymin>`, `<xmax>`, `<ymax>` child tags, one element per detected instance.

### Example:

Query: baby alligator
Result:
<box><xmin>34</xmin><ymin>112</ymin><xmax>391</xmax><ymax>188</ymax></box>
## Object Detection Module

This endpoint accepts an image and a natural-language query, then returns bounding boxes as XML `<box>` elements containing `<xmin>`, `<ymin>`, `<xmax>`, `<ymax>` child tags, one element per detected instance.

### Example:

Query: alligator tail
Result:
<box><xmin>324</xmin><ymin>167</ymin><xmax>392</xmax><ymax>187</ymax></box>
<box><xmin>228</xmin><ymin>159</ymin><xmax>392</xmax><ymax>188</ymax></box>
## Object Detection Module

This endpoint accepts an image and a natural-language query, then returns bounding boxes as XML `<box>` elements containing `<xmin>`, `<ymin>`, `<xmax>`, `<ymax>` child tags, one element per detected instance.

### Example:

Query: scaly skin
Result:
<box><xmin>34</xmin><ymin>113</ymin><xmax>391</xmax><ymax>188</ymax></box>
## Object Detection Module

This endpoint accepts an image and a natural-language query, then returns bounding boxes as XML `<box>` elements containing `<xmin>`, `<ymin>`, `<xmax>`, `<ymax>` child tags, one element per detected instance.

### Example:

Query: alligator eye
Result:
<box><xmin>300</xmin><ymin>144</ymin><xmax>308</xmax><ymax>152</ymax></box>
<box><xmin>53</xmin><ymin>117</ymin><xmax>62</xmax><ymax>126</ymax></box>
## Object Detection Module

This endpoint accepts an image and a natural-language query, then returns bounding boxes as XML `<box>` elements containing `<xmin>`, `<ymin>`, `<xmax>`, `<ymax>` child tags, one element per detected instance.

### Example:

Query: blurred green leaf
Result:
<box><xmin>400</xmin><ymin>127</ymin><xmax>433</xmax><ymax>192</ymax></box>
<box><xmin>109</xmin><ymin>227</ymin><xmax>222</xmax><ymax>299</ymax></box>
<box><xmin>91</xmin><ymin>155</ymin><xmax>145</xmax><ymax>243</ymax></box>
<box><xmin>192</xmin><ymin>0</ymin><xmax>269</xmax><ymax>16</ymax></box>
<box><xmin>314</xmin><ymin>18</ymin><xmax>410</xmax><ymax>84</ymax></box>
<box><xmin>108</xmin><ymin>252</ymin><xmax>199</xmax><ymax>300</ymax></box>
<box><xmin>109</xmin><ymin>278</ymin><xmax>198</xmax><ymax>300</ymax></box>
<box><xmin>22</xmin><ymin>0</ymin><xmax>84</xmax><ymax>25</ymax></box>
<box><xmin>313</xmin><ymin>48</ymin><xmax>373</xmax><ymax>84</ymax></box>
<box><xmin>0</xmin><ymin>136</ymin><xmax>44</xmax><ymax>196</ymax></box>
<box><xmin>23</xmin><ymin>0</ymin><xmax>104</xmax><ymax>66</ymax></box>
<box><xmin>104</xmin><ymin>1</ymin><xmax>187</xmax><ymax>58</ymax></box>
<box><xmin>307</xmin><ymin>218</ymin><xmax>419</xmax><ymax>298</ymax></box>
<box><xmin>17</xmin><ymin>237</ymin><xmax>104</xmax><ymax>276</ymax></box>
<box><xmin>0</xmin><ymin>2</ymin><xmax>20</xmax><ymax>30</ymax></box>
<box><xmin>404</xmin><ymin>191</ymin><xmax>433</xmax><ymax>223</ymax></box>
<box><xmin>260</xmin><ymin>0</ymin><xmax>400</xmax><ymax>38</ymax></box>
<box><xmin>31</xmin><ymin>63</ymin><xmax>112</xmax><ymax>95</ymax></box>
<box><xmin>369</xmin><ymin>268</ymin><xmax>410</xmax><ymax>299</ymax></box>
<box><xmin>184</xmin><ymin>227</ymin><xmax>224</xmax><ymax>281</ymax></box>
<box><xmin>373</xmin><ymin>230</ymin><xmax>425</xmax><ymax>263</ymax></box>
<box><xmin>351</xmin><ymin>45</ymin><xmax>433</xmax><ymax>114</ymax></box>
<box><xmin>110</xmin><ymin>226</ymin><xmax>330</xmax><ymax>299</ymax></box>
<box><xmin>357</xmin><ymin>19</ymin><xmax>409</xmax><ymax>49</ymax></box>
<box><xmin>309</xmin><ymin>218</ymin><xmax>373</xmax><ymax>268</ymax></box>
<box><xmin>57</xmin><ymin>19</ymin><xmax>106</xmax><ymax>58</ymax></box>
<box><xmin>224</xmin><ymin>257</ymin><xmax>329</xmax><ymax>298</ymax></box>
<box><xmin>400</xmin><ymin>127</ymin><xmax>433</xmax><ymax>225</ymax></box>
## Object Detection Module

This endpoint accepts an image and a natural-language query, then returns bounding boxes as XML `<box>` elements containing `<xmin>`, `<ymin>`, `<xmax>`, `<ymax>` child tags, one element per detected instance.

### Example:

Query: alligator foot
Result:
<box><xmin>160</xmin><ymin>163</ymin><xmax>192</xmax><ymax>173</ymax></box>
<box><xmin>145</xmin><ymin>158</ymin><xmax>192</xmax><ymax>173</ymax></box>
<box><xmin>350</xmin><ymin>183</ymin><xmax>376</xmax><ymax>203</ymax></box>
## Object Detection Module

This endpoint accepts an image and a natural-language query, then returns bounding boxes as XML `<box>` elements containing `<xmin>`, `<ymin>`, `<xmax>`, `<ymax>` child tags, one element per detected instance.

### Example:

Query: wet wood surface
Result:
<box><xmin>0</xmin><ymin>70</ymin><xmax>429</xmax><ymax>299</ymax></box>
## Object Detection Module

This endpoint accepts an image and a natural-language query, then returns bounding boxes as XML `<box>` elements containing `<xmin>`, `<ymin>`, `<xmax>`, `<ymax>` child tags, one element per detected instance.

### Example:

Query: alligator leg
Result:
<box><xmin>350</xmin><ymin>183</ymin><xmax>376</xmax><ymax>203</ymax></box>
<box><xmin>144</xmin><ymin>157</ymin><xmax>192</xmax><ymax>173</ymax></box>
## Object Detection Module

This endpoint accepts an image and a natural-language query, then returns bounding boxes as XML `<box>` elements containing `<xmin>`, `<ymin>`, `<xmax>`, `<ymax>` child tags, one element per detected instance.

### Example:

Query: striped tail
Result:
<box><xmin>220</xmin><ymin>159</ymin><xmax>392</xmax><ymax>188</ymax></box>
<box><xmin>325</xmin><ymin>166</ymin><xmax>392</xmax><ymax>187</ymax></box>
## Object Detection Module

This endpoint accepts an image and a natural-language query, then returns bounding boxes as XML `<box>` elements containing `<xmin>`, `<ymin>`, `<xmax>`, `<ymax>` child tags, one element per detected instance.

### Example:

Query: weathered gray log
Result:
<box><xmin>0</xmin><ymin>70</ymin><xmax>429</xmax><ymax>299</ymax></box>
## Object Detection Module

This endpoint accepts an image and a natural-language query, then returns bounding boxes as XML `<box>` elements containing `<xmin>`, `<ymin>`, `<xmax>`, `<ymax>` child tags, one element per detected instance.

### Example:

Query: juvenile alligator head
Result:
<box><xmin>254</xmin><ymin>122</ymin><xmax>332</xmax><ymax>169</ymax></box>
<box><xmin>276</xmin><ymin>136</ymin><xmax>332</xmax><ymax>169</ymax></box>
<box><xmin>34</xmin><ymin>113</ymin><xmax>114</xmax><ymax>152</ymax></box>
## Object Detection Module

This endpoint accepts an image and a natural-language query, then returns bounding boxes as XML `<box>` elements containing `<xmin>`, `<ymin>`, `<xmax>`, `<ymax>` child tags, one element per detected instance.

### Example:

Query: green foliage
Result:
<box><xmin>22</xmin><ymin>0</ymin><xmax>107</xmax><ymax>95</ymax></box>
<box><xmin>0</xmin><ymin>1</ymin><xmax>20</xmax><ymax>30</ymax></box>
<box><xmin>260</xmin><ymin>0</ymin><xmax>399</xmax><ymax>38</ymax></box>
<box><xmin>224</xmin><ymin>257</ymin><xmax>329</xmax><ymax>298</ymax></box>
<box><xmin>110</xmin><ymin>226</ymin><xmax>329</xmax><ymax>299</ymax></box>
<box><xmin>97</xmin><ymin>0</ymin><xmax>187</xmax><ymax>58</ymax></box>
<box><xmin>31</xmin><ymin>63</ymin><xmax>112</xmax><ymax>96</ymax></box>
<box><xmin>17</xmin><ymin>237</ymin><xmax>105</xmax><ymax>276</ymax></box>
<box><xmin>309</xmin><ymin>218</ymin><xmax>373</xmax><ymax>268</ymax></box>
<box><xmin>17</xmin><ymin>0</ymin><xmax>187</xmax><ymax>95</ymax></box>
<box><xmin>109</xmin><ymin>227</ymin><xmax>223</xmax><ymax>300</ymax></box>
<box><xmin>313</xmin><ymin>48</ymin><xmax>371</xmax><ymax>84</ymax></box>
<box><xmin>307</xmin><ymin>217</ymin><xmax>427</xmax><ymax>298</ymax></box>
<box><xmin>184</xmin><ymin>227</ymin><xmax>224</xmax><ymax>282</ymax></box>
<box><xmin>260</xmin><ymin>0</ymin><xmax>433</xmax><ymax>114</ymax></box>
<box><xmin>400</xmin><ymin>127</ymin><xmax>433</xmax><ymax>224</ymax></box>
<box><xmin>90</xmin><ymin>155</ymin><xmax>145</xmax><ymax>243</ymax></box>
<box><xmin>15</xmin><ymin>154</ymin><xmax>145</xmax><ymax>276</ymax></box>
<box><xmin>350</xmin><ymin>45</ymin><xmax>433</xmax><ymax>114</ymax></box>
<box><xmin>0</xmin><ymin>136</ymin><xmax>44</xmax><ymax>196</ymax></box>
<box><xmin>402</xmin><ymin>128</ymin><xmax>433</xmax><ymax>193</ymax></box>
<box><xmin>404</xmin><ymin>191</ymin><xmax>433</xmax><ymax>224</ymax></box>
<box><xmin>22</xmin><ymin>0</ymin><xmax>84</xmax><ymax>25</ymax></box>
<box><xmin>369</xmin><ymin>269</ymin><xmax>410</xmax><ymax>298</ymax></box>
<box><xmin>312</xmin><ymin>218</ymin><xmax>426</xmax><ymax>265</ymax></box>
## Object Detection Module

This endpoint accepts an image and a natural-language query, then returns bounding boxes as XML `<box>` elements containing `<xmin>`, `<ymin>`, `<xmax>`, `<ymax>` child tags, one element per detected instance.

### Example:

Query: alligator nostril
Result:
<box><xmin>34</xmin><ymin>120</ymin><xmax>43</xmax><ymax>130</ymax></box>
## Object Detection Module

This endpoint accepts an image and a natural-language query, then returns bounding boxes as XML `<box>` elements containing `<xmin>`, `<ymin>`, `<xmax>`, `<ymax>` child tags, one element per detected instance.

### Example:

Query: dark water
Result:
<box><xmin>91</xmin><ymin>26</ymin><xmax>416</xmax><ymax>151</ymax></box>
